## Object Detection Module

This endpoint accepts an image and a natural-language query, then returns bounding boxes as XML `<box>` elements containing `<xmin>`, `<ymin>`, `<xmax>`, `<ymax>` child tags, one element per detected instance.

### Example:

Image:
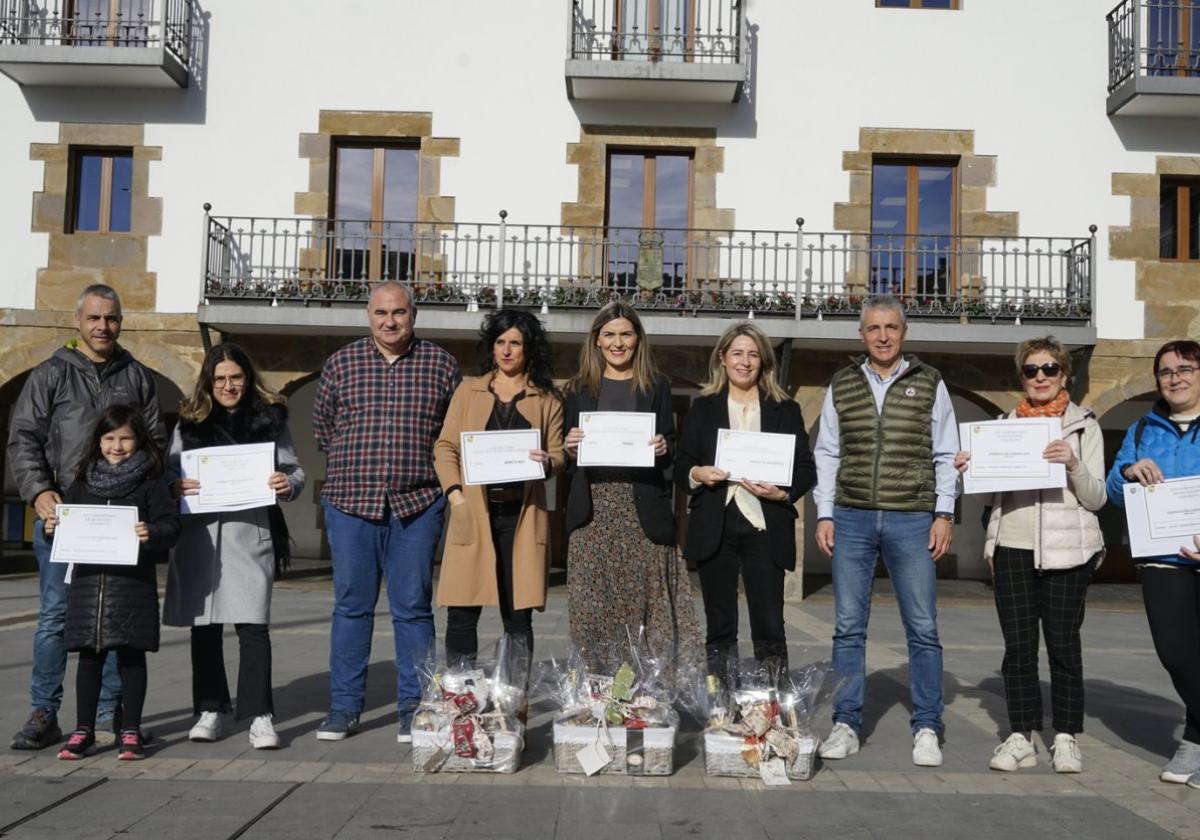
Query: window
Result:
<box><xmin>605</xmin><ymin>150</ymin><xmax>693</xmax><ymax>292</ymax></box>
<box><xmin>614</xmin><ymin>0</ymin><xmax>695</xmax><ymax>61</ymax></box>
<box><xmin>1146</xmin><ymin>0</ymin><xmax>1200</xmax><ymax>77</ymax></box>
<box><xmin>67</xmin><ymin>0</ymin><xmax>151</xmax><ymax>46</ymax></box>
<box><xmin>329</xmin><ymin>142</ymin><xmax>419</xmax><ymax>282</ymax></box>
<box><xmin>877</xmin><ymin>0</ymin><xmax>959</xmax><ymax>8</ymax></box>
<box><xmin>1161</xmin><ymin>179</ymin><xmax>1200</xmax><ymax>260</ymax></box>
<box><xmin>68</xmin><ymin>148</ymin><xmax>132</xmax><ymax>233</ymax></box>
<box><xmin>870</xmin><ymin>159</ymin><xmax>958</xmax><ymax>297</ymax></box>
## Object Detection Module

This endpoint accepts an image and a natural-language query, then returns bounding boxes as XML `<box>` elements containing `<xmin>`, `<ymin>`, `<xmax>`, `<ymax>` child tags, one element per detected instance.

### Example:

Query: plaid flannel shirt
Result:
<box><xmin>313</xmin><ymin>336</ymin><xmax>461</xmax><ymax>520</ymax></box>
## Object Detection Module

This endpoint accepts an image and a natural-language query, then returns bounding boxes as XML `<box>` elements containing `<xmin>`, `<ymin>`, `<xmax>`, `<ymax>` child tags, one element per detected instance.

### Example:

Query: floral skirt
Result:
<box><xmin>566</xmin><ymin>479</ymin><xmax>703</xmax><ymax>680</ymax></box>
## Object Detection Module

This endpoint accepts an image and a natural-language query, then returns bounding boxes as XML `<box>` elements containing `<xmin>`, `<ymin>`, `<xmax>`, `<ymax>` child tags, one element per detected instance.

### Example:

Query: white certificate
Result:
<box><xmin>577</xmin><ymin>412</ymin><xmax>656</xmax><ymax>468</ymax></box>
<box><xmin>714</xmin><ymin>429</ymin><xmax>796</xmax><ymax>486</ymax></box>
<box><xmin>49</xmin><ymin>504</ymin><xmax>139</xmax><ymax>566</ymax></box>
<box><xmin>1124</xmin><ymin>476</ymin><xmax>1200</xmax><ymax>558</ymax></box>
<box><xmin>461</xmin><ymin>429</ymin><xmax>543</xmax><ymax>486</ymax></box>
<box><xmin>960</xmin><ymin>418</ymin><xmax>1066</xmax><ymax>495</ymax></box>
<box><xmin>179</xmin><ymin>442</ymin><xmax>276</xmax><ymax>514</ymax></box>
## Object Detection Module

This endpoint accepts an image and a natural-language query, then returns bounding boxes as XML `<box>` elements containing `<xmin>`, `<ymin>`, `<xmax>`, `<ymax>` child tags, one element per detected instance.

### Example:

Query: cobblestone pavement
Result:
<box><xmin>0</xmin><ymin>571</ymin><xmax>1197</xmax><ymax>839</ymax></box>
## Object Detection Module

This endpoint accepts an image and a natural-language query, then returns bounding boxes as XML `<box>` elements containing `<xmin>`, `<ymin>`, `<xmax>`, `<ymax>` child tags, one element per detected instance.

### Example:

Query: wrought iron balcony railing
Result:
<box><xmin>570</xmin><ymin>0</ymin><xmax>743</xmax><ymax>65</ymax></box>
<box><xmin>201</xmin><ymin>210</ymin><xmax>1095</xmax><ymax>323</ymax></box>
<box><xmin>1108</xmin><ymin>0</ymin><xmax>1200</xmax><ymax>99</ymax></box>
<box><xmin>0</xmin><ymin>0</ymin><xmax>193</xmax><ymax>66</ymax></box>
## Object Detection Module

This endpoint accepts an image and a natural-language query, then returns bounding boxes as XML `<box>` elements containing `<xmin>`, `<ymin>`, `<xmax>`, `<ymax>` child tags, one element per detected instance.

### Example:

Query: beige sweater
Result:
<box><xmin>983</xmin><ymin>401</ymin><xmax>1107</xmax><ymax>570</ymax></box>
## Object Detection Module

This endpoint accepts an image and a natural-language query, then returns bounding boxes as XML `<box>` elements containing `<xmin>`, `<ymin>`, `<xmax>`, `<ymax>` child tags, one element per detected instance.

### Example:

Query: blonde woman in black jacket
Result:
<box><xmin>676</xmin><ymin>322</ymin><xmax>816</xmax><ymax>683</ymax></box>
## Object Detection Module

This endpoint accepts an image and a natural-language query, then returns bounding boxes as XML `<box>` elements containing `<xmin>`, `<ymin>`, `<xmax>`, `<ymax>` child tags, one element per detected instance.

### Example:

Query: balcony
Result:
<box><xmin>565</xmin><ymin>0</ymin><xmax>747</xmax><ymax>103</ymax></box>
<box><xmin>198</xmin><ymin>212</ymin><xmax>1096</xmax><ymax>351</ymax></box>
<box><xmin>0</xmin><ymin>0</ymin><xmax>195</xmax><ymax>88</ymax></box>
<box><xmin>1108</xmin><ymin>0</ymin><xmax>1200</xmax><ymax>116</ymax></box>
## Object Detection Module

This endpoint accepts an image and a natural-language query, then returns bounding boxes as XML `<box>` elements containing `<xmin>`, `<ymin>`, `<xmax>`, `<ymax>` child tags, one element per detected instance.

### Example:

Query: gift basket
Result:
<box><xmin>411</xmin><ymin>636</ymin><xmax>529</xmax><ymax>774</ymax></box>
<box><xmin>701</xmin><ymin>660</ymin><xmax>841</xmax><ymax>783</ymax></box>
<box><xmin>546</xmin><ymin>647</ymin><xmax>679</xmax><ymax>776</ymax></box>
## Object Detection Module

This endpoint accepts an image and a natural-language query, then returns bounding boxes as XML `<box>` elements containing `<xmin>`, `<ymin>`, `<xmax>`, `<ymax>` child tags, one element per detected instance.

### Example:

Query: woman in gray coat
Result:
<box><xmin>163</xmin><ymin>343</ymin><xmax>305</xmax><ymax>749</ymax></box>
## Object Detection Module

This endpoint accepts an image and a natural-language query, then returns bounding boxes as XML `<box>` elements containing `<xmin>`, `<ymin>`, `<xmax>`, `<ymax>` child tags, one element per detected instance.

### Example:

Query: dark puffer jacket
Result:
<box><xmin>6</xmin><ymin>343</ymin><xmax>165</xmax><ymax>505</ymax></box>
<box><xmin>61</xmin><ymin>476</ymin><xmax>180</xmax><ymax>652</ymax></box>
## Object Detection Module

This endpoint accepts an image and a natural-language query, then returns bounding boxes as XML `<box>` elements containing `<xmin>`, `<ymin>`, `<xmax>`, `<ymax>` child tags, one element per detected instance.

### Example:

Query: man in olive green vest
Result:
<box><xmin>812</xmin><ymin>295</ymin><xmax>960</xmax><ymax>768</ymax></box>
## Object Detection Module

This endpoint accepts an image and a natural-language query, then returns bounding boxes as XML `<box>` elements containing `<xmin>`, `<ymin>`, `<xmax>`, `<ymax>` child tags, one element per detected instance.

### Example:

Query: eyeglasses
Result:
<box><xmin>213</xmin><ymin>374</ymin><xmax>246</xmax><ymax>388</ymax></box>
<box><xmin>1021</xmin><ymin>363</ymin><xmax>1062</xmax><ymax>380</ymax></box>
<box><xmin>1156</xmin><ymin>365</ymin><xmax>1198</xmax><ymax>382</ymax></box>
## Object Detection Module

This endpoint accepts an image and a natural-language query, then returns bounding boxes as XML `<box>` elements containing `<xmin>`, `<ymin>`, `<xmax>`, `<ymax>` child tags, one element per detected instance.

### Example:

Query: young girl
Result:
<box><xmin>46</xmin><ymin>405</ymin><xmax>179</xmax><ymax>761</ymax></box>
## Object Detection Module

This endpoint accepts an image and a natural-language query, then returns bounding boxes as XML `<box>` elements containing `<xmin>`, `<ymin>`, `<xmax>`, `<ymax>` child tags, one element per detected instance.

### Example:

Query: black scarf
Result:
<box><xmin>86</xmin><ymin>449</ymin><xmax>155</xmax><ymax>499</ymax></box>
<box><xmin>179</xmin><ymin>403</ymin><xmax>293</xmax><ymax>576</ymax></box>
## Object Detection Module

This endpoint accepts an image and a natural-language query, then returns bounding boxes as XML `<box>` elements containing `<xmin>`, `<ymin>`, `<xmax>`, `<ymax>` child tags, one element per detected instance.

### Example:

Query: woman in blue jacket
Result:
<box><xmin>1106</xmin><ymin>339</ymin><xmax>1200</xmax><ymax>786</ymax></box>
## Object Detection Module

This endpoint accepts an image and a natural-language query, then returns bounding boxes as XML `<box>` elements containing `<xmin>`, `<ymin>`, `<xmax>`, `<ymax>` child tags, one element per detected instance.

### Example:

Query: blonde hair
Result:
<box><xmin>699</xmin><ymin>322</ymin><xmax>791</xmax><ymax>403</ymax></box>
<box><xmin>565</xmin><ymin>302</ymin><xmax>659</xmax><ymax>396</ymax></box>
<box><xmin>1014</xmin><ymin>335</ymin><xmax>1072</xmax><ymax>379</ymax></box>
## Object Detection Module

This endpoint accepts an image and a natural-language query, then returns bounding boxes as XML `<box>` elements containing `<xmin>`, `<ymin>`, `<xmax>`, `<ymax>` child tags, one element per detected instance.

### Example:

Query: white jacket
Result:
<box><xmin>982</xmin><ymin>401</ymin><xmax>1107</xmax><ymax>571</ymax></box>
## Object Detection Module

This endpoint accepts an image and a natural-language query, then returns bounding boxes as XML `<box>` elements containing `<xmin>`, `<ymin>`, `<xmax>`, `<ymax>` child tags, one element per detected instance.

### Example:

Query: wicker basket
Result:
<box><xmin>411</xmin><ymin>724</ymin><xmax>523</xmax><ymax>774</ymax></box>
<box><xmin>553</xmin><ymin>721</ymin><xmax>675</xmax><ymax>776</ymax></box>
<box><xmin>702</xmin><ymin>730</ymin><xmax>820</xmax><ymax>780</ymax></box>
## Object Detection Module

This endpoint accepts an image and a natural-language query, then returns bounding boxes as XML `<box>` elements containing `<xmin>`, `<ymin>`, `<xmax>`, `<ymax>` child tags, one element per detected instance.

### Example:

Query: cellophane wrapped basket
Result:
<box><xmin>701</xmin><ymin>661</ymin><xmax>841</xmax><ymax>782</ymax></box>
<box><xmin>544</xmin><ymin>648</ymin><xmax>679</xmax><ymax>776</ymax></box>
<box><xmin>411</xmin><ymin>636</ymin><xmax>529</xmax><ymax>774</ymax></box>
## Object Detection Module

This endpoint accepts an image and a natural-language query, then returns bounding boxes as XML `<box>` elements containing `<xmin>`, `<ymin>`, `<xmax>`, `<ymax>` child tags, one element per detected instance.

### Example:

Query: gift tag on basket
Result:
<box><xmin>759</xmin><ymin>756</ymin><xmax>792</xmax><ymax>786</ymax></box>
<box><xmin>577</xmin><ymin>740</ymin><xmax>612</xmax><ymax>776</ymax></box>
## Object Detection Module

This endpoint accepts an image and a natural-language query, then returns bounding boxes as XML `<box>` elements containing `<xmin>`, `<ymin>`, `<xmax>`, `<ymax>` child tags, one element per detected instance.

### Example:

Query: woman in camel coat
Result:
<box><xmin>433</xmin><ymin>308</ymin><xmax>564</xmax><ymax>666</ymax></box>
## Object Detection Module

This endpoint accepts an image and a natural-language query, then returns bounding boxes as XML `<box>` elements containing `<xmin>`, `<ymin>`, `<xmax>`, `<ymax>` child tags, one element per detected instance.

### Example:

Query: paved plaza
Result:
<box><xmin>0</xmin><ymin>569</ymin><xmax>1198</xmax><ymax>840</ymax></box>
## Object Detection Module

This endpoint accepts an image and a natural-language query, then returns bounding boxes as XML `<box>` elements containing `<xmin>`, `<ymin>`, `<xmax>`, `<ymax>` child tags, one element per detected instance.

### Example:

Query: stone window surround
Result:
<box><xmin>1110</xmin><ymin>156</ymin><xmax>1200</xmax><ymax>346</ymax></box>
<box><xmin>563</xmin><ymin>124</ymin><xmax>734</xmax><ymax>233</ymax></box>
<box><xmin>30</xmin><ymin>122</ymin><xmax>162</xmax><ymax>312</ymax></box>
<box><xmin>833</xmin><ymin>127</ymin><xmax>1017</xmax><ymax>297</ymax></box>
<box><xmin>295</xmin><ymin>110</ymin><xmax>460</xmax><ymax>228</ymax></box>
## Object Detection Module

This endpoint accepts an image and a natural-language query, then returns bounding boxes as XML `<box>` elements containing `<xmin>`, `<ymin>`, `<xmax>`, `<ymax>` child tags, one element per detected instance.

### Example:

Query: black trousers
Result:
<box><xmin>992</xmin><ymin>546</ymin><xmax>1095</xmax><ymax>734</ymax></box>
<box><xmin>697</xmin><ymin>503</ymin><xmax>787</xmax><ymax>679</ymax></box>
<box><xmin>191</xmin><ymin>623</ymin><xmax>272</xmax><ymax>720</ymax></box>
<box><xmin>1141</xmin><ymin>566</ymin><xmax>1200</xmax><ymax>744</ymax></box>
<box><xmin>444</xmin><ymin>505</ymin><xmax>533</xmax><ymax>666</ymax></box>
<box><xmin>77</xmin><ymin>647</ymin><xmax>146</xmax><ymax>731</ymax></box>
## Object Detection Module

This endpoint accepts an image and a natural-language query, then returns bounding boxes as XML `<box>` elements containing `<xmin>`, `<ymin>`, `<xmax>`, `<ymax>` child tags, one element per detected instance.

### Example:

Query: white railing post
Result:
<box><xmin>794</xmin><ymin>217</ymin><xmax>804</xmax><ymax>321</ymax></box>
<box><xmin>497</xmin><ymin>209</ymin><xmax>508</xmax><ymax>309</ymax></box>
<box><xmin>199</xmin><ymin>202</ymin><xmax>211</xmax><ymax>306</ymax></box>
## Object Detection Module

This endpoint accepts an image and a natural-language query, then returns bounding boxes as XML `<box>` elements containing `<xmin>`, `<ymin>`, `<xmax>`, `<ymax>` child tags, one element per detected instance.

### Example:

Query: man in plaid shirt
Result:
<box><xmin>312</xmin><ymin>281</ymin><xmax>461</xmax><ymax>743</ymax></box>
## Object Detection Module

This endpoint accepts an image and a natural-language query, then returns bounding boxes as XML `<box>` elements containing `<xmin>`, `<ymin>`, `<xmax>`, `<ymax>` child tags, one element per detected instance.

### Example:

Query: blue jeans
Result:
<box><xmin>323</xmin><ymin>496</ymin><xmax>445</xmax><ymax>714</ymax></box>
<box><xmin>830</xmin><ymin>506</ymin><xmax>944</xmax><ymax>735</ymax></box>
<box><xmin>31</xmin><ymin>519</ymin><xmax>119</xmax><ymax>717</ymax></box>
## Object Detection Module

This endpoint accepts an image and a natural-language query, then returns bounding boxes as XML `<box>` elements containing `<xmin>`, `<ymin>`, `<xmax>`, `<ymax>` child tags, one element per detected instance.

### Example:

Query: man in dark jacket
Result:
<box><xmin>6</xmin><ymin>284</ymin><xmax>165</xmax><ymax>750</ymax></box>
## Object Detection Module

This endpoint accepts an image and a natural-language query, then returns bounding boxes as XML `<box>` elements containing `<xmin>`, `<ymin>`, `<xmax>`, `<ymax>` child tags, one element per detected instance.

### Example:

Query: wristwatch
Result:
<box><xmin>934</xmin><ymin>512</ymin><xmax>954</xmax><ymax>523</ymax></box>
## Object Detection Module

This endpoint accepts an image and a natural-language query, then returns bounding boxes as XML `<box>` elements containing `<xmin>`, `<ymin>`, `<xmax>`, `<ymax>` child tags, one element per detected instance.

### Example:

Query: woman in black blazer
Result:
<box><xmin>562</xmin><ymin>302</ymin><xmax>702</xmax><ymax>675</ymax></box>
<box><xmin>676</xmin><ymin>322</ymin><xmax>817</xmax><ymax>681</ymax></box>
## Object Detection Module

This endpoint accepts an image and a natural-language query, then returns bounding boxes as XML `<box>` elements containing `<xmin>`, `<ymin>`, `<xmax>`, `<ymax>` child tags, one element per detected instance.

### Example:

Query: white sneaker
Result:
<box><xmin>912</xmin><ymin>728</ymin><xmax>943</xmax><ymax>767</ymax></box>
<box><xmin>1051</xmin><ymin>733</ymin><xmax>1082</xmax><ymax>773</ymax></box>
<box><xmin>817</xmin><ymin>723</ymin><xmax>860</xmax><ymax>760</ymax></box>
<box><xmin>188</xmin><ymin>711</ymin><xmax>221</xmax><ymax>742</ymax></box>
<box><xmin>989</xmin><ymin>732</ymin><xmax>1037</xmax><ymax>771</ymax></box>
<box><xmin>248</xmin><ymin>714</ymin><xmax>280</xmax><ymax>750</ymax></box>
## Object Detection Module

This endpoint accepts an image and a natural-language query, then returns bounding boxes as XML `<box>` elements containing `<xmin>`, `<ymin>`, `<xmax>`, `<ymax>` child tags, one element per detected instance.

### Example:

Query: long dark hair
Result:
<box><xmin>478</xmin><ymin>308</ymin><xmax>559</xmax><ymax>398</ymax></box>
<box><xmin>565</xmin><ymin>301</ymin><xmax>658</xmax><ymax>396</ymax></box>
<box><xmin>75</xmin><ymin>404</ymin><xmax>163</xmax><ymax>482</ymax></box>
<box><xmin>179</xmin><ymin>342</ymin><xmax>283</xmax><ymax>423</ymax></box>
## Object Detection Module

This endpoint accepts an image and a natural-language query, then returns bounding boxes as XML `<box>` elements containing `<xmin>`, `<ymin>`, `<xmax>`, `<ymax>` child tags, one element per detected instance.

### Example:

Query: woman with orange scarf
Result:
<box><xmin>955</xmin><ymin>337</ymin><xmax>1106</xmax><ymax>774</ymax></box>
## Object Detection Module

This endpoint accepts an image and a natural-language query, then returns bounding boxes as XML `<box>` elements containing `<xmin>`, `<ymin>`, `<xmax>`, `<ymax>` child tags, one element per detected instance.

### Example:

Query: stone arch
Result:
<box><xmin>118</xmin><ymin>337</ymin><xmax>202</xmax><ymax>397</ymax></box>
<box><xmin>0</xmin><ymin>332</ymin><xmax>73</xmax><ymax>395</ymax></box>
<box><xmin>280</xmin><ymin>370</ymin><xmax>321</xmax><ymax>399</ymax></box>
<box><xmin>945</xmin><ymin>382</ymin><xmax>1007</xmax><ymax>420</ymax></box>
